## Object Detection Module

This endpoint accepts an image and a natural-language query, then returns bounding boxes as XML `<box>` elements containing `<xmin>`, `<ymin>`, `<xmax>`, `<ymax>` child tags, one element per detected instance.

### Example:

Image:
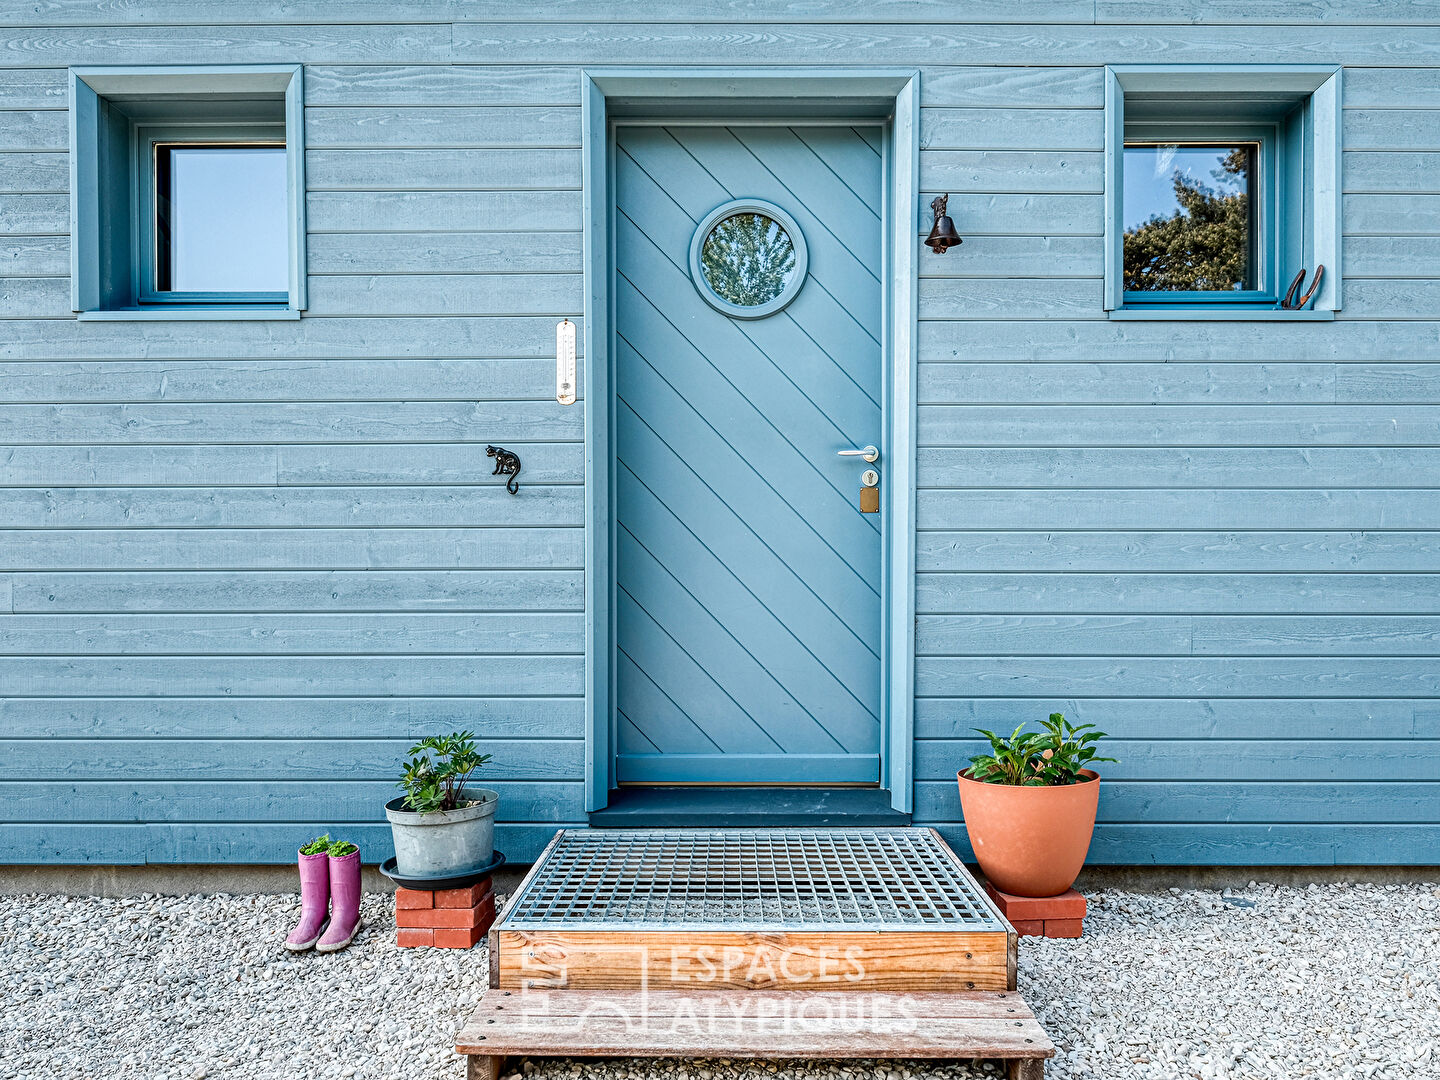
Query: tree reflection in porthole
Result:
<box><xmin>699</xmin><ymin>212</ymin><xmax>798</xmax><ymax>308</ymax></box>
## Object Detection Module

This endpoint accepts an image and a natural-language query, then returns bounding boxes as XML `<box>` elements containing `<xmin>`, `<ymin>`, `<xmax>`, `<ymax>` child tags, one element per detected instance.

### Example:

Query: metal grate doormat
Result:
<box><xmin>502</xmin><ymin>828</ymin><xmax>1006</xmax><ymax>932</ymax></box>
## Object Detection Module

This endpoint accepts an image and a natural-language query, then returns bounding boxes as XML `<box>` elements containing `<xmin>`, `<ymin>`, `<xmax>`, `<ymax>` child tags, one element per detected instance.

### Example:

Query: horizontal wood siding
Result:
<box><xmin>2</xmin><ymin>3</ymin><xmax>1437</xmax><ymax>865</ymax></box>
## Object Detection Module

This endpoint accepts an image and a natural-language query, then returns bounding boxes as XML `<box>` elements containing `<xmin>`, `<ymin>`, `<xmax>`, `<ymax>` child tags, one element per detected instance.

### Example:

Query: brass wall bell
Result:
<box><xmin>925</xmin><ymin>194</ymin><xmax>962</xmax><ymax>253</ymax></box>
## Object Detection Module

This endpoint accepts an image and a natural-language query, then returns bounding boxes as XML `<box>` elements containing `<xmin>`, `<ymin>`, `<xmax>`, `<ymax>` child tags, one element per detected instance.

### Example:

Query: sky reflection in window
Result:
<box><xmin>159</xmin><ymin>146</ymin><xmax>287</xmax><ymax>293</ymax></box>
<box><xmin>1123</xmin><ymin>144</ymin><xmax>1256</xmax><ymax>293</ymax></box>
<box><xmin>699</xmin><ymin>212</ymin><xmax>798</xmax><ymax>308</ymax></box>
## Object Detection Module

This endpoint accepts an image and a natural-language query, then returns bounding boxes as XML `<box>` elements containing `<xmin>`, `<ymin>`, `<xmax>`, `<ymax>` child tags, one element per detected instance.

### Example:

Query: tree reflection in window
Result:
<box><xmin>1123</xmin><ymin>144</ymin><xmax>1257</xmax><ymax>292</ymax></box>
<box><xmin>699</xmin><ymin>212</ymin><xmax>797</xmax><ymax>308</ymax></box>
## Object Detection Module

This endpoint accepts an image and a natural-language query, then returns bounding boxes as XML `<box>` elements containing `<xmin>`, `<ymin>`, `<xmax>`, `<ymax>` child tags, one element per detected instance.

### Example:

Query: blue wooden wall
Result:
<box><xmin>1</xmin><ymin>1</ymin><xmax>1438</xmax><ymax>865</ymax></box>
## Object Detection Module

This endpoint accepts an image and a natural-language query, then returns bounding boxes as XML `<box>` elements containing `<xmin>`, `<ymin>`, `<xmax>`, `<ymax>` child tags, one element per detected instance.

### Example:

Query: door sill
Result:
<box><xmin>588</xmin><ymin>786</ymin><xmax>910</xmax><ymax>828</ymax></box>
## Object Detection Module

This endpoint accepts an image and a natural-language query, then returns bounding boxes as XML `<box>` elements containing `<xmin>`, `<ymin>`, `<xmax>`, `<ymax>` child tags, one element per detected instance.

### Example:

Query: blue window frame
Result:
<box><xmin>1104</xmin><ymin>66</ymin><xmax>1342</xmax><ymax>321</ymax></box>
<box><xmin>138</xmin><ymin>129</ymin><xmax>289</xmax><ymax>306</ymax></box>
<box><xmin>687</xmin><ymin>199</ymin><xmax>809</xmax><ymax>320</ymax></box>
<box><xmin>1122</xmin><ymin>122</ymin><xmax>1279</xmax><ymax>306</ymax></box>
<box><xmin>69</xmin><ymin>65</ymin><xmax>306</xmax><ymax>320</ymax></box>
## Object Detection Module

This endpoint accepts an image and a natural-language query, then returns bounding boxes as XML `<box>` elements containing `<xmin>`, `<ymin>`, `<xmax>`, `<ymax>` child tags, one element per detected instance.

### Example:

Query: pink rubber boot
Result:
<box><xmin>284</xmin><ymin>850</ymin><xmax>330</xmax><ymax>951</ymax></box>
<box><xmin>316</xmin><ymin>848</ymin><xmax>362</xmax><ymax>952</ymax></box>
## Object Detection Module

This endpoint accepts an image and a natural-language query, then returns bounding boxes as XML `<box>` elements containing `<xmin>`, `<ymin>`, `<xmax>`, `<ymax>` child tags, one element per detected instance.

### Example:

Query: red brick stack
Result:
<box><xmin>984</xmin><ymin>883</ymin><xmax>1086</xmax><ymax>939</ymax></box>
<box><xmin>394</xmin><ymin>879</ymin><xmax>497</xmax><ymax>949</ymax></box>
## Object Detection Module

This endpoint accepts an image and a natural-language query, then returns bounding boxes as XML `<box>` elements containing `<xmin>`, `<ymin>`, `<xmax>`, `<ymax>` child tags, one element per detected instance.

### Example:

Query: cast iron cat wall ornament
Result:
<box><xmin>486</xmin><ymin>445</ymin><xmax>522</xmax><ymax>495</ymax></box>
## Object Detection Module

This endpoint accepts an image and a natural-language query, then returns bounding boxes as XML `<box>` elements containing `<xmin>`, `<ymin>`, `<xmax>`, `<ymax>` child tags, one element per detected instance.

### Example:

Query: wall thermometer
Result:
<box><xmin>556</xmin><ymin>318</ymin><xmax>577</xmax><ymax>406</ymax></box>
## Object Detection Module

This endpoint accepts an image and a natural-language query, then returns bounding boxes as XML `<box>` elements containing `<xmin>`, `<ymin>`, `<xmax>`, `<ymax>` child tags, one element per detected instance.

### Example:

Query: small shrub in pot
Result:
<box><xmin>958</xmin><ymin>713</ymin><xmax>1117</xmax><ymax>898</ymax></box>
<box><xmin>385</xmin><ymin>731</ymin><xmax>499</xmax><ymax>877</ymax></box>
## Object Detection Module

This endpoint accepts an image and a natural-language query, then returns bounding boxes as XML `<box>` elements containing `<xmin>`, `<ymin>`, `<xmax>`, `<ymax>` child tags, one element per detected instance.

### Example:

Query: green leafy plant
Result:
<box><xmin>327</xmin><ymin>839</ymin><xmax>358</xmax><ymax>857</ymax></box>
<box><xmin>299</xmin><ymin>834</ymin><xmax>332</xmax><ymax>856</ymax></box>
<box><xmin>398</xmin><ymin>731</ymin><xmax>492</xmax><ymax>814</ymax></box>
<box><xmin>967</xmin><ymin>713</ymin><xmax>1116</xmax><ymax>787</ymax></box>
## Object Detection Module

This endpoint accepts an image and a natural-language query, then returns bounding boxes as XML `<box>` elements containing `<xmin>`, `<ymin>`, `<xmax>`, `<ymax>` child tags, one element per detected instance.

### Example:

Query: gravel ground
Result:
<box><xmin>3</xmin><ymin>882</ymin><xmax>1438</xmax><ymax>1080</ymax></box>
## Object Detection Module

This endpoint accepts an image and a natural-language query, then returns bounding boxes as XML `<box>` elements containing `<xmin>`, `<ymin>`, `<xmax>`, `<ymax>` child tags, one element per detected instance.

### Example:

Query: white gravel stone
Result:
<box><xmin>3</xmin><ymin>883</ymin><xmax>1438</xmax><ymax>1079</ymax></box>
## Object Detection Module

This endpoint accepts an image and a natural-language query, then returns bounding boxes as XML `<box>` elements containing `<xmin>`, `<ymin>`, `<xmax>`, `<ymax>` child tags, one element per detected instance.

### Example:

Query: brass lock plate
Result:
<box><xmin>860</xmin><ymin>486</ymin><xmax>879</xmax><ymax>513</ymax></box>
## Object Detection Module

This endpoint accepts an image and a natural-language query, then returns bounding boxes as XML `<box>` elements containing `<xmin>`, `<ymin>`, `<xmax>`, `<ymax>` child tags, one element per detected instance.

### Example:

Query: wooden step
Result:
<box><xmin>490</xmin><ymin>828</ymin><xmax>1017</xmax><ymax>993</ymax></box>
<box><xmin>456</xmin><ymin>988</ymin><xmax>1054</xmax><ymax>1080</ymax></box>
<box><xmin>492</xmin><ymin>928</ymin><xmax>1014</xmax><ymax>992</ymax></box>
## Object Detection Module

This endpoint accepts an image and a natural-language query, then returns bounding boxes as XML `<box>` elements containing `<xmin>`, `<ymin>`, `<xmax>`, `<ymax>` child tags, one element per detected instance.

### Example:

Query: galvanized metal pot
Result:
<box><xmin>384</xmin><ymin>789</ymin><xmax>498</xmax><ymax>877</ymax></box>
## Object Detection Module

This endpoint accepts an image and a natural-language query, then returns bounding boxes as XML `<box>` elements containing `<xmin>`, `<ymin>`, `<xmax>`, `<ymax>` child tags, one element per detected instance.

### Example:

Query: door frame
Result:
<box><xmin>581</xmin><ymin>68</ymin><xmax>921</xmax><ymax>814</ymax></box>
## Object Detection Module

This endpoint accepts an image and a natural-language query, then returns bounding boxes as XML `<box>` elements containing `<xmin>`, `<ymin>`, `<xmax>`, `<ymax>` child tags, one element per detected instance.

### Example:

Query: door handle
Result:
<box><xmin>837</xmin><ymin>445</ymin><xmax>880</xmax><ymax>463</ymax></box>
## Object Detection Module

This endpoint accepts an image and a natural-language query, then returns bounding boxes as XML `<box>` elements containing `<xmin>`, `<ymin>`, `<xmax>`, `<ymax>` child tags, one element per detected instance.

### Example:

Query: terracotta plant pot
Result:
<box><xmin>956</xmin><ymin>768</ymin><xmax>1100</xmax><ymax>898</ymax></box>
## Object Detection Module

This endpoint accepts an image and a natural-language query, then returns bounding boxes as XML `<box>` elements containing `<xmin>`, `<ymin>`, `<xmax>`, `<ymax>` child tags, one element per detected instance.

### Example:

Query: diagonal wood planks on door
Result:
<box><xmin>613</xmin><ymin>123</ymin><xmax>885</xmax><ymax>786</ymax></box>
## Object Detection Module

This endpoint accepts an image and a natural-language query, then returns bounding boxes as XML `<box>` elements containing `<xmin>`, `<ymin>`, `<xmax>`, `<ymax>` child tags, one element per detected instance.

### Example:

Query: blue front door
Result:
<box><xmin>613</xmin><ymin>124</ymin><xmax>883</xmax><ymax>785</ymax></box>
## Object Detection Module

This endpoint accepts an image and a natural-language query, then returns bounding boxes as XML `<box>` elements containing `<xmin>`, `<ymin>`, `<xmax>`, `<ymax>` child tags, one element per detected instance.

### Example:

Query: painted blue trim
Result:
<box><xmin>131</xmin><ymin>121</ymin><xmax>288</xmax><ymax>307</ymax></box>
<box><xmin>1125</xmin><ymin>293</ymin><xmax>1277</xmax><ymax>303</ymax></box>
<box><xmin>75</xmin><ymin>307</ymin><xmax>303</xmax><ymax>321</ymax></box>
<box><xmin>581</xmin><ymin>72</ymin><xmax>612</xmax><ymax>813</ymax></box>
<box><xmin>687</xmin><ymin>198</ymin><xmax>809</xmax><ymax>320</ymax></box>
<box><xmin>1311</xmin><ymin>68</ymin><xmax>1343</xmax><ymax>312</ymax></box>
<box><xmin>580</xmin><ymin>68</ymin><xmax>920</xmax><ymax>815</ymax></box>
<box><xmin>586</xmin><ymin>68</ymin><xmax>918</xmax><ymax>112</ymax></box>
<box><xmin>1104</xmin><ymin>63</ymin><xmax>1343</xmax><ymax>317</ymax></box>
<box><xmin>68</xmin><ymin>71</ymin><xmax>99</xmax><ymax>313</ymax></box>
<box><xmin>1103</xmin><ymin>68</ymin><xmax>1124</xmax><ymax>312</ymax></box>
<box><xmin>1108</xmin><ymin>65</ymin><xmax>1341</xmax><ymax>95</ymax></box>
<box><xmin>1121</xmin><ymin>120</ymin><xmax>1280</xmax><ymax>304</ymax></box>
<box><xmin>70</xmin><ymin>65</ymin><xmax>301</xmax><ymax>95</ymax></box>
<box><xmin>137</xmin><ymin>293</ymin><xmax>288</xmax><ymax>304</ymax></box>
<box><xmin>67</xmin><ymin>64</ymin><xmax>307</xmax><ymax>318</ymax></box>
<box><xmin>616</xmin><ymin>754</ymin><xmax>883</xmax><ymax>785</ymax></box>
<box><xmin>1107</xmin><ymin>307</ymin><xmax>1335</xmax><ymax>321</ymax></box>
<box><xmin>886</xmin><ymin>72</ymin><xmax>920</xmax><ymax>815</ymax></box>
<box><xmin>590</xmin><ymin>786</ymin><xmax>908</xmax><ymax>828</ymax></box>
<box><xmin>285</xmin><ymin>64</ymin><xmax>306</xmax><ymax>312</ymax></box>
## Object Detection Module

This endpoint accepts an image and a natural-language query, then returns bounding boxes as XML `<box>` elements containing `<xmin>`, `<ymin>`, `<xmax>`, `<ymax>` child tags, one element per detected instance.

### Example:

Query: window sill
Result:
<box><xmin>1108</xmin><ymin>307</ymin><xmax>1335</xmax><ymax>322</ymax></box>
<box><xmin>77</xmin><ymin>307</ymin><xmax>302</xmax><ymax>322</ymax></box>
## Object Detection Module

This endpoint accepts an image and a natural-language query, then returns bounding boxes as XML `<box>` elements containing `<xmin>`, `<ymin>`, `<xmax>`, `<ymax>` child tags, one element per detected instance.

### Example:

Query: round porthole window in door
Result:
<box><xmin>688</xmin><ymin>199</ymin><xmax>808</xmax><ymax>319</ymax></box>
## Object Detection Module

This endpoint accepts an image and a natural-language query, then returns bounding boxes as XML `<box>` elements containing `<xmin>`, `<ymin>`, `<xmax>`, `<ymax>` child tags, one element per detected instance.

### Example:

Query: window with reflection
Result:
<box><xmin>1104</xmin><ymin>66</ymin><xmax>1343</xmax><ymax>317</ymax></box>
<box><xmin>1123</xmin><ymin>143</ymin><xmax>1258</xmax><ymax>295</ymax></box>
<box><xmin>154</xmin><ymin>144</ymin><xmax>288</xmax><ymax>296</ymax></box>
<box><xmin>699</xmin><ymin>211</ymin><xmax>799</xmax><ymax>309</ymax></box>
<box><xmin>689</xmin><ymin>199</ymin><xmax>808</xmax><ymax>319</ymax></box>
